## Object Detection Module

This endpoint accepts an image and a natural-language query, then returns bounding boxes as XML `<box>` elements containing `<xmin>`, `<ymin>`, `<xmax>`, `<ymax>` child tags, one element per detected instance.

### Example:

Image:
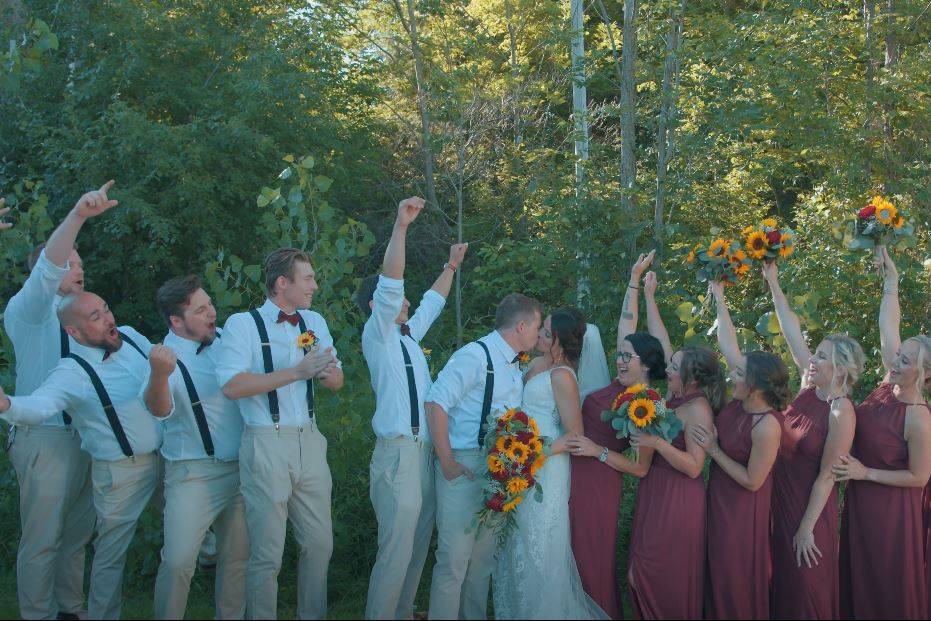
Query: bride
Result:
<box><xmin>493</xmin><ymin>307</ymin><xmax>611</xmax><ymax>620</ymax></box>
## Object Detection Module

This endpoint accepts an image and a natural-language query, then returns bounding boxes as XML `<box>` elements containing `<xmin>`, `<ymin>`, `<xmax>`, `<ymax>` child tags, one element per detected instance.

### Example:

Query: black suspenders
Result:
<box><xmin>176</xmin><ymin>360</ymin><xmax>215</xmax><ymax>457</ymax></box>
<box><xmin>399</xmin><ymin>337</ymin><xmax>420</xmax><ymax>435</ymax></box>
<box><xmin>248</xmin><ymin>309</ymin><xmax>314</xmax><ymax>429</ymax></box>
<box><xmin>67</xmin><ymin>331</ymin><xmax>147</xmax><ymax>458</ymax></box>
<box><xmin>476</xmin><ymin>341</ymin><xmax>494</xmax><ymax>448</ymax></box>
<box><xmin>60</xmin><ymin>325</ymin><xmax>72</xmax><ymax>425</ymax></box>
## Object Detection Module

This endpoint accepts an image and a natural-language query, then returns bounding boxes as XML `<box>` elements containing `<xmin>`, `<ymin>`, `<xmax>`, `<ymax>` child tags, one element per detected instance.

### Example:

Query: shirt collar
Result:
<box><xmin>69</xmin><ymin>336</ymin><xmax>114</xmax><ymax>363</ymax></box>
<box><xmin>165</xmin><ymin>330</ymin><xmax>206</xmax><ymax>355</ymax></box>
<box><xmin>260</xmin><ymin>298</ymin><xmax>306</xmax><ymax>321</ymax></box>
<box><xmin>486</xmin><ymin>330</ymin><xmax>519</xmax><ymax>364</ymax></box>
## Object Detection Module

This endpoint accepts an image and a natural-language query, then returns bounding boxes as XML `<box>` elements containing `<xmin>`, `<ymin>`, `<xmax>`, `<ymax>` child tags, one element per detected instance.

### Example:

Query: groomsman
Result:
<box><xmin>359</xmin><ymin>197</ymin><xmax>468</xmax><ymax>619</ymax></box>
<box><xmin>216</xmin><ymin>247</ymin><xmax>343</xmax><ymax>620</ymax></box>
<box><xmin>142</xmin><ymin>275</ymin><xmax>248</xmax><ymax>619</ymax></box>
<box><xmin>2</xmin><ymin>181</ymin><xmax>117</xmax><ymax>620</ymax></box>
<box><xmin>0</xmin><ymin>291</ymin><xmax>163</xmax><ymax>620</ymax></box>
<box><xmin>425</xmin><ymin>293</ymin><xmax>542</xmax><ymax>619</ymax></box>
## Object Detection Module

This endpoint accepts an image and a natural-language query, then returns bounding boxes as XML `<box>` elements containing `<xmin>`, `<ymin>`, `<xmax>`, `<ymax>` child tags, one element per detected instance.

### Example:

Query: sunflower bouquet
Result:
<box><xmin>601</xmin><ymin>383</ymin><xmax>682</xmax><ymax>442</ymax></box>
<box><xmin>685</xmin><ymin>238</ymin><xmax>751</xmax><ymax>285</ymax></box>
<box><xmin>474</xmin><ymin>407</ymin><xmax>550</xmax><ymax>543</ymax></box>
<box><xmin>741</xmin><ymin>218</ymin><xmax>796</xmax><ymax>264</ymax></box>
<box><xmin>846</xmin><ymin>195</ymin><xmax>914</xmax><ymax>250</ymax></box>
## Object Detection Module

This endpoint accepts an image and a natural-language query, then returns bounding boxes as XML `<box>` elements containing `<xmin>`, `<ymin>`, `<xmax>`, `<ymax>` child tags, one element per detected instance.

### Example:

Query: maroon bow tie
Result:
<box><xmin>277</xmin><ymin>310</ymin><xmax>301</xmax><ymax>327</ymax></box>
<box><xmin>400</xmin><ymin>324</ymin><xmax>411</xmax><ymax>337</ymax></box>
<box><xmin>103</xmin><ymin>351</ymin><xmax>112</xmax><ymax>361</ymax></box>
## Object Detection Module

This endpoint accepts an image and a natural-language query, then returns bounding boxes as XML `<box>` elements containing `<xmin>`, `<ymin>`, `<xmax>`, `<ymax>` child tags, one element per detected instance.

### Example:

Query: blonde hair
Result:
<box><xmin>823</xmin><ymin>334</ymin><xmax>865</xmax><ymax>394</ymax></box>
<box><xmin>907</xmin><ymin>335</ymin><xmax>931</xmax><ymax>395</ymax></box>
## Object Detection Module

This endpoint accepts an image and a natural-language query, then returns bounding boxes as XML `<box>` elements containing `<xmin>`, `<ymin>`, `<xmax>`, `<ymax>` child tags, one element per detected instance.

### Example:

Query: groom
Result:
<box><xmin>424</xmin><ymin>293</ymin><xmax>542</xmax><ymax>619</ymax></box>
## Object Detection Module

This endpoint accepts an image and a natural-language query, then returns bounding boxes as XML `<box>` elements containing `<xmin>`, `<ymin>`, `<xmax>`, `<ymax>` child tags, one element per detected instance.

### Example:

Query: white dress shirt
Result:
<box><xmin>426</xmin><ymin>330</ymin><xmax>524</xmax><ymax>450</ymax></box>
<box><xmin>215</xmin><ymin>299</ymin><xmax>339</xmax><ymax>428</ymax></box>
<box><xmin>362</xmin><ymin>275</ymin><xmax>446</xmax><ymax>439</ymax></box>
<box><xmin>140</xmin><ymin>329</ymin><xmax>243</xmax><ymax>462</ymax></box>
<box><xmin>2</xmin><ymin>249</ymin><xmax>76</xmax><ymax>427</ymax></box>
<box><xmin>2</xmin><ymin>327</ymin><xmax>163</xmax><ymax>461</ymax></box>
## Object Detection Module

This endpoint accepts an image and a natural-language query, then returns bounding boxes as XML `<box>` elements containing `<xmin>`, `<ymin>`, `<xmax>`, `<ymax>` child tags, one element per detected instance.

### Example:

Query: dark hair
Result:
<box><xmin>625</xmin><ymin>332</ymin><xmax>667</xmax><ymax>382</ymax></box>
<box><xmin>745</xmin><ymin>350</ymin><xmax>793</xmax><ymax>411</ymax></box>
<box><xmin>549</xmin><ymin>307</ymin><xmax>587</xmax><ymax>368</ymax></box>
<box><xmin>356</xmin><ymin>275</ymin><xmax>379</xmax><ymax>315</ymax></box>
<box><xmin>678</xmin><ymin>347</ymin><xmax>726</xmax><ymax>414</ymax></box>
<box><xmin>495</xmin><ymin>293</ymin><xmax>542</xmax><ymax>330</ymax></box>
<box><xmin>264</xmin><ymin>247</ymin><xmax>312</xmax><ymax>294</ymax></box>
<box><xmin>156</xmin><ymin>274</ymin><xmax>203</xmax><ymax>325</ymax></box>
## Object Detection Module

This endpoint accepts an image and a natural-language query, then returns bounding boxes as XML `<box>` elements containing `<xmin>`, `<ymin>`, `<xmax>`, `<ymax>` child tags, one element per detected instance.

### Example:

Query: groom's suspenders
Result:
<box><xmin>399</xmin><ymin>336</ymin><xmax>420</xmax><ymax>436</ymax></box>
<box><xmin>476</xmin><ymin>341</ymin><xmax>494</xmax><ymax>448</ymax></box>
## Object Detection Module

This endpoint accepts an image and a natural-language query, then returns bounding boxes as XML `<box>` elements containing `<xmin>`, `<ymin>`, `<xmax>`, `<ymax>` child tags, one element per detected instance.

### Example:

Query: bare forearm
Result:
<box><xmin>426</xmin><ymin>403</ymin><xmax>454</xmax><ymax>464</ymax></box>
<box><xmin>644</xmin><ymin>294</ymin><xmax>673</xmax><ymax>362</ymax></box>
<box><xmin>655</xmin><ymin>439</ymin><xmax>704</xmax><ymax>478</ymax></box>
<box><xmin>430</xmin><ymin>264</ymin><xmax>456</xmax><ymax>299</ymax></box>
<box><xmin>799</xmin><ymin>473</ymin><xmax>835</xmax><ymax>530</ymax></box>
<box><xmin>617</xmin><ymin>278</ymin><xmax>639</xmax><ymax>346</ymax></box>
<box><xmin>864</xmin><ymin>466</ymin><xmax>929</xmax><ymax>488</ymax></box>
<box><xmin>770</xmin><ymin>281</ymin><xmax>808</xmax><ymax>373</ymax></box>
<box><xmin>222</xmin><ymin>369</ymin><xmax>299</xmax><ymax>400</ymax></box>
<box><xmin>878</xmin><ymin>281</ymin><xmax>901</xmax><ymax>370</ymax></box>
<box><xmin>605</xmin><ymin>446</ymin><xmax>652</xmax><ymax>478</ymax></box>
<box><xmin>714</xmin><ymin>294</ymin><xmax>742</xmax><ymax>368</ymax></box>
<box><xmin>382</xmin><ymin>221</ymin><xmax>409</xmax><ymax>280</ymax></box>
<box><xmin>143</xmin><ymin>374</ymin><xmax>172</xmax><ymax>418</ymax></box>
<box><xmin>44</xmin><ymin>209</ymin><xmax>86</xmax><ymax>267</ymax></box>
<box><xmin>709</xmin><ymin>449</ymin><xmax>759</xmax><ymax>490</ymax></box>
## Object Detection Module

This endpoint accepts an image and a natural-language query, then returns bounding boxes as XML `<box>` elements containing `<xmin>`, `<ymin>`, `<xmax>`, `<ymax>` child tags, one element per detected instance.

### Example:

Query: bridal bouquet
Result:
<box><xmin>741</xmin><ymin>218</ymin><xmax>796</xmax><ymax>264</ymax></box>
<box><xmin>846</xmin><ymin>195</ymin><xmax>914</xmax><ymax>250</ymax></box>
<box><xmin>601</xmin><ymin>383</ymin><xmax>682</xmax><ymax>442</ymax></box>
<box><xmin>474</xmin><ymin>407</ymin><xmax>549</xmax><ymax>543</ymax></box>
<box><xmin>685</xmin><ymin>238</ymin><xmax>751</xmax><ymax>285</ymax></box>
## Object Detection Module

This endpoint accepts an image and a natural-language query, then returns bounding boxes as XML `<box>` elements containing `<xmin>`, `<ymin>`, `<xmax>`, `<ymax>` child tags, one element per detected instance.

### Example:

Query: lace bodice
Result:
<box><xmin>521</xmin><ymin>366</ymin><xmax>575</xmax><ymax>440</ymax></box>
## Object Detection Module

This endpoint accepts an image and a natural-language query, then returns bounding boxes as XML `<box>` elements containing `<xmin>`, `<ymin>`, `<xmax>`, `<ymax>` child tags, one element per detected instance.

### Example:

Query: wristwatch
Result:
<box><xmin>598</xmin><ymin>446</ymin><xmax>609</xmax><ymax>463</ymax></box>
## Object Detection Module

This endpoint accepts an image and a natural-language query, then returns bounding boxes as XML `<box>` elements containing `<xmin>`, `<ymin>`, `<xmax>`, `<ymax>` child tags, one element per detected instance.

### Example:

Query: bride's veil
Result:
<box><xmin>577</xmin><ymin>323</ymin><xmax>611</xmax><ymax>403</ymax></box>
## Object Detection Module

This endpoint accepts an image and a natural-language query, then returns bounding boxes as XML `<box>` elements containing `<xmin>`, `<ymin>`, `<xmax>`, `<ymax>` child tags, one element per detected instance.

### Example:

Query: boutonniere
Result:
<box><xmin>517</xmin><ymin>351</ymin><xmax>531</xmax><ymax>369</ymax></box>
<box><xmin>421</xmin><ymin>347</ymin><xmax>432</xmax><ymax>360</ymax></box>
<box><xmin>297</xmin><ymin>330</ymin><xmax>317</xmax><ymax>350</ymax></box>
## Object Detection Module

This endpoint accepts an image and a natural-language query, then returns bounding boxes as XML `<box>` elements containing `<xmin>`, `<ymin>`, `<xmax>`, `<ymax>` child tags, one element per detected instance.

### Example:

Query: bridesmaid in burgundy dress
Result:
<box><xmin>690</xmin><ymin>281</ymin><xmax>787</xmax><ymax>620</ymax></box>
<box><xmin>568</xmin><ymin>251</ymin><xmax>667</xmax><ymax>619</ymax></box>
<box><xmin>609</xmin><ymin>270</ymin><xmax>723</xmax><ymax>620</ymax></box>
<box><xmin>762</xmin><ymin>262</ymin><xmax>863</xmax><ymax>619</ymax></box>
<box><xmin>834</xmin><ymin>246</ymin><xmax>931</xmax><ymax>620</ymax></box>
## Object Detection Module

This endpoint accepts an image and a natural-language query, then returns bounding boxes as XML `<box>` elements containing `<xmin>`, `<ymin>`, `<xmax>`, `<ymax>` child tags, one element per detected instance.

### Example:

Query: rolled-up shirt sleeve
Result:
<box><xmin>3</xmin><ymin>363</ymin><xmax>82</xmax><ymax>426</ymax></box>
<box><xmin>4</xmin><ymin>249</ymin><xmax>70</xmax><ymax>328</ymax></box>
<box><xmin>426</xmin><ymin>343</ymin><xmax>482</xmax><ymax>415</ymax></box>
<box><xmin>215</xmin><ymin>314</ymin><xmax>255</xmax><ymax>388</ymax></box>
<box><xmin>368</xmin><ymin>275</ymin><xmax>405</xmax><ymax>343</ymax></box>
<box><xmin>137</xmin><ymin>366</ymin><xmax>179</xmax><ymax>420</ymax></box>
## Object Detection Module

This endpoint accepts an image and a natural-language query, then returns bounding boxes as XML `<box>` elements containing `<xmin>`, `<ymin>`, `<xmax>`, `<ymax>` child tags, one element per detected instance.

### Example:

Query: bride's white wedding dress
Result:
<box><xmin>492</xmin><ymin>367</ymin><xmax>609</xmax><ymax>620</ymax></box>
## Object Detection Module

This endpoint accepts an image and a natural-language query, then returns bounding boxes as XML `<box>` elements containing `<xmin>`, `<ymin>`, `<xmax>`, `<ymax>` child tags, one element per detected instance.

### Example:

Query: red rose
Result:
<box><xmin>859</xmin><ymin>205</ymin><xmax>876</xmax><ymax>219</ymax></box>
<box><xmin>493</xmin><ymin>469</ymin><xmax>509</xmax><ymax>483</ymax></box>
<box><xmin>516</xmin><ymin>431</ymin><xmax>533</xmax><ymax>444</ymax></box>
<box><xmin>486</xmin><ymin>493</ymin><xmax>505</xmax><ymax>512</ymax></box>
<box><xmin>766</xmin><ymin>230</ymin><xmax>781</xmax><ymax>245</ymax></box>
<box><xmin>513</xmin><ymin>411</ymin><xmax>529</xmax><ymax>425</ymax></box>
<box><xmin>646</xmin><ymin>390</ymin><xmax>661</xmax><ymax>401</ymax></box>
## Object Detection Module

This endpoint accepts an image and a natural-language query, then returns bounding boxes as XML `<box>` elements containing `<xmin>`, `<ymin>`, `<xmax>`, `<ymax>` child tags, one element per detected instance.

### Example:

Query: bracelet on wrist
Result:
<box><xmin>628</xmin><ymin>284</ymin><xmax>639</xmax><ymax>290</ymax></box>
<box><xmin>444</xmin><ymin>262</ymin><xmax>458</xmax><ymax>273</ymax></box>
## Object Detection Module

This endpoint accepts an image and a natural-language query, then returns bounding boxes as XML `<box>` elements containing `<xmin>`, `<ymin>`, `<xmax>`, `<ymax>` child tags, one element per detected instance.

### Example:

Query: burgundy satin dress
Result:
<box><xmin>705</xmin><ymin>400</ymin><xmax>776</xmax><ymax>620</ymax></box>
<box><xmin>570</xmin><ymin>380</ymin><xmax>629</xmax><ymax>619</ymax></box>
<box><xmin>840</xmin><ymin>383</ymin><xmax>928</xmax><ymax>619</ymax></box>
<box><xmin>627</xmin><ymin>392</ymin><xmax>706</xmax><ymax>619</ymax></box>
<box><xmin>771</xmin><ymin>387</ymin><xmax>841</xmax><ymax>619</ymax></box>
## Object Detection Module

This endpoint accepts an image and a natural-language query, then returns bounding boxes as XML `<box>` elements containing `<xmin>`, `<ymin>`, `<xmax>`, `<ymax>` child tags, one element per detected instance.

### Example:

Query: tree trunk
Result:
<box><xmin>505</xmin><ymin>0</ymin><xmax>522</xmax><ymax>146</ymax></box>
<box><xmin>455</xmin><ymin>144</ymin><xmax>466</xmax><ymax>348</ymax></box>
<box><xmin>881</xmin><ymin>0</ymin><xmax>897</xmax><ymax>193</ymax></box>
<box><xmin>863</xmin><ymin>0</ymin><xmax>875</xmax><ymax>181</ymax></box>
<box><xmin>571</xmin><ymin>0</ymin><xmax>592</xmax><ymax>306</ymax></box>
<box><xmin>654</xmin><ymin>0</ymin><xmax>684</xmax><ymax>264</ymax></box>
<box><xmin>620</xmin><ymin>0</ymin><xmax>638</xmax><ymax>260</ymax></box>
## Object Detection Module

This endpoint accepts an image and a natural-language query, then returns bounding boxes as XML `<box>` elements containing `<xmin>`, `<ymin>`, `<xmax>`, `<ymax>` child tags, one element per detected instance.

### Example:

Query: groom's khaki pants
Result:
<box><xmin>9</xmin><ymin>425</ymin><xmax>95</xmax><ymax>620</ymax></box>
<box><xmin>429</xmin><ymin>448</ymin><xmax>496</xmax><ymax>620</ymax></box>
<box><xmin>88</xmin><ymin>452</ymin><xmax>161</xmax><ymax>620</ymax></box>
<box><xmin>153</xmin><ymin>458</ymin><xmax>249</xmax><ymax>620</ymax></box>
<box><xmin>240</xmin><ymin>424</ymin><xmax>333</xmax><ymax>620</ymax></box>
<box><xmin>365</xmin><ymin>436</ymin><xmax>435</xmax><ymax>619</ymax></box>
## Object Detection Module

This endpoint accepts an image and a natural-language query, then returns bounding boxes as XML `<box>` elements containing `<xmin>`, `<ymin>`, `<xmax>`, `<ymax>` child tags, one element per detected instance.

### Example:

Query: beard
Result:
<box><xmin>84</xmin><ymin>332</ymin><xmax>122</xmax><ymax>354</ymax></box>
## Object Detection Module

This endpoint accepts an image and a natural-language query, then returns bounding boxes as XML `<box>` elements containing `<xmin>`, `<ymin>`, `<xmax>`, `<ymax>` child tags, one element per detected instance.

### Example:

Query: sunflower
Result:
<box><xmin>733</xmin><ymin>262</ymin><xmax>750</xmax><ymax>276</ymax></box>
<box><xmin>503</xmin><ymin>497</ymin><xmax>523</xmax><ymax>512</ymax></box>
<box><xmin>875</xmin><ymin>201</ymin><xmax>898</xmax><ymax>225</ymax></box>
<box><xmin>297</xmin><ymin>331</ymin><xmax>317</xmax><ymax>348</ymax></box>
<box><xmin>892</xmin><ymin>215</ymin><xmax>905</xmax><ymax>229</ymax></box>
<box><xmin>685</xmin><ymin>244</ymin><xmax>699</xmax><ymax>264</ymax></box>
<box><xmin>628</xmin><ymin>398</ymin><xmax>657</xmax><ymax>428</ymax></box>
<box><xmin>745</xmin><ymin>230</ymin><xmax>769</xmax><ymax>259</ymax></box>
<box><xmin>625</xmin><ymin>383</ymin><xmax>646</xmax><ymax>395</ymax></box>
<box><xmin>501</xmin><ymin>408</ymin><xmax>517</xmax><ymax>422</ymax></box>
<box><xmin>487</xmin><ymin>455</ymin><xmax>505</xmax><ymax>474</ymax></box>
<box><xmin>495</xmin><ymin>436</ymin><xmax>515</xmax><ymax>454</ymax></box>
<box><xmin>529</xmin><ymin>419</ymin><xmax>540</xmax><ymax>436</ymax></box>
<box><xmin>527</xmin><ymin>438</ymin><xmax>543</xmax><ymax>454</ymax></box>
<box><xmin>741</xmin><ymin>225</ymin><xmax>755</xmax><ymax>236</ymax></box>
<box><xmin>505</xmin><ymin>441</ymin><xmax>530</xmax><ymax>464</ymax></box>
<box><xmin>778</xmin><ymin>233</ymin><xmax>795</xmax><ymax>258</ymax></box>
<box><xmin>761</xmin><ymin>217</ymin><xmax>778</xmax><ymax>229</ymax></box>
<box><xmin>729</xmin><ymin>249</ymin><xmax>747</xmax><ymax>263</ymax></box>
<box><xmin>506</xmin><ymin>477</ymin><xmax>529</xmax><ymax>494</ymax></box>
<box><xmin>707</xmin><ymin>238</ymin><xmax>730</xmax><ymax>258</ymax></box>
<box><xmin>530</xmin><ymin>455</ymin><xmax>547</xmax><ymax>475</ymax></box>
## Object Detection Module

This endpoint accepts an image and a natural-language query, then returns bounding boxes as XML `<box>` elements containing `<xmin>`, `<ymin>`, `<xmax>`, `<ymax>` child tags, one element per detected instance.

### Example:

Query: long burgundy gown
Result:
<box><xmin>771</xmin><ymin>387</ymin><xmax>841</xmax><ymax>619</ymax></box>
<box><xmin>705</xmin><ymin>400</ymin><xmax>776</xmax><ymax>620</ymax></box>
<box><xmin>840</xmin><ymin>383</ymin><xmax>928</xmax><ymax>619</ymax></box>
<box><xmin>570</xmin><ymin>380</ymin><xmax>628</xmax><ymax>619</ymax></box>
<box><xmin>627</xmin><ymin>392</ymin><xmax>706</xmax><ymax>619</ymax></box>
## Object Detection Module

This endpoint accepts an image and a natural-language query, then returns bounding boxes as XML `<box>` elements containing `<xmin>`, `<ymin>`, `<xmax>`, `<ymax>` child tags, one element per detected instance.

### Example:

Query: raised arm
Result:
<box><xmin>617</xmin><ymin>250</ymin><xmax>655</xmax><ymax>350</ymax></box>
<box><xmin>762</xmin><ymin>262</ymin><xmax>811</xmax><ymax>383</ymax></box>
<box><xmin>142</xmin><ymin>345</ymin><xmax>178</xmax><ymax>418</ymax></box>
<box><xmin>428</xmin><ymin>242</ymin><xmax>468</xmax><ymax>299</ymax></box>
<box><xmin>710</xmin><ymin>281</ymin><xmax>743</xmax><ymax>371</ymax></box>
<box><xmin>44</xmin><ymin>181</ymin><xmax>119</xmax><ymax>268</ymax></box>
<box><xmin>876</xmin><ymin>246</ymin><xmax>901</xmax><ymax>375</ymax></box>
<box><xmin>643</xmin><ymin>271</ymin><xmax>673</xmax><ymax>364</ymax></box>
<box><xmin>383</xmin><ymin>197</ymin><xmax>424</xmax><ymax>279</ymax></box>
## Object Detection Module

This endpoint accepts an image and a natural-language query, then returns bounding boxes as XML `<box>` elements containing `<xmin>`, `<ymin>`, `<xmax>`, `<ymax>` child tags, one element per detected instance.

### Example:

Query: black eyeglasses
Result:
<box><xmin>616</xmin><ymin>351</ymin><xmax>641</xmax><ymax>364</ymax></box>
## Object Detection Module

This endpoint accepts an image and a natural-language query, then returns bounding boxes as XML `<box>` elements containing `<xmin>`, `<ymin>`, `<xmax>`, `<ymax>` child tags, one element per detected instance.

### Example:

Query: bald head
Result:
<box><xmin>58</xmin><ymin>291</ymin><xmax>122</xmax><ymax>353</ymax></box>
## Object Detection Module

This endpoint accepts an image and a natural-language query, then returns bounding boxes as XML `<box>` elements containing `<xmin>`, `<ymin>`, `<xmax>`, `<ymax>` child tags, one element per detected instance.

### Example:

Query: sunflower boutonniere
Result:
<box><xmin>297</xmin><ymin>330</ymin><xmax>317</xmax><ymax>350</ymax></box>
<box><xmin>517</xmin><ymin>351</ymin><xmax>531</xmax><ymax>370</ymax></box>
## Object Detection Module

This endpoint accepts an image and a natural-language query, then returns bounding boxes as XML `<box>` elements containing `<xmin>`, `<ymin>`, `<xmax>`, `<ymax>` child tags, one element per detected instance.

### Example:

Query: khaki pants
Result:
<box><xmin>88</xmin><ymin>452</ymin><xmax>161</xmax><ymax>620</ymax></box>
<box><xmin>428</xmin><ymin>449</ymin><xmax>496</xmax><ymax>620</ymax></box>
<box><xmin>153</xmin><ymin>459</ymin><xmax>249</xmax><ymax>620</ymax></box>
<box><xmin>9</xmin><ymin>425</ymin><xmax>95</xmax><ymax>620</ymax></box>
<box><xmin>240</xmin><ymin>424</ymin><xmax>333</xmax><ymax>620</ymax></box>
<box><xmin>365</xmin><ymin>437</ymin><xmax>435</xmax><ymax>619</ymax></box>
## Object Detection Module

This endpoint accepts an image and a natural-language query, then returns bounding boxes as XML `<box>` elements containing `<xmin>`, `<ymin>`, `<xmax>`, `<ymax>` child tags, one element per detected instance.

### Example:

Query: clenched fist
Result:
<box><xmin>149</xmin><ymin>344</ymin><xmax>177</xmax><ymax>377</ymax></box>
<box><xmin>448</xmin><ymin>242</ymin><xmax>468</xmax><ymax>268</ymax></box>
<box><xmin>396</xmin><ymin>197</ymin><xmax>426</xmax><ymax>228</ymax></box>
